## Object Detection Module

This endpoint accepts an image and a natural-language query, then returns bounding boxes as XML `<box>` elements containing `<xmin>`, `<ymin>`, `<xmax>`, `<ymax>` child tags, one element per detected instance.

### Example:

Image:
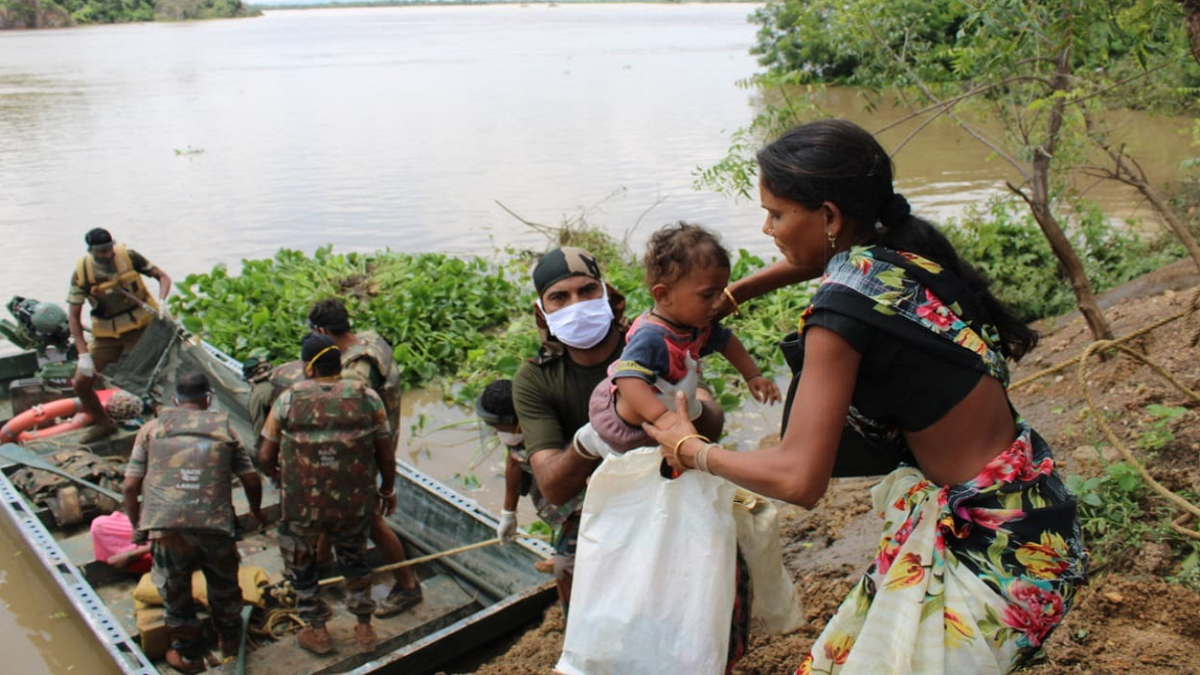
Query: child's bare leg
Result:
<box><xmin>612</xmin><ymin>391</ymin><xmax>649</xmax><ymax>428</ymax></box>
<box><xmin>694</xmin><ymin>390</ymin><xmax>725</xmax><ymax>441</ymax></box>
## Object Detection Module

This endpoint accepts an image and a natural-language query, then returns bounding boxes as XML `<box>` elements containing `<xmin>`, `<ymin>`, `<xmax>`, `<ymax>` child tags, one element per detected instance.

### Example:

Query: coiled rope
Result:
<box><xmin>1012</xmin><ymin>287</ymin><xmax>1200</xmax><ymax>541</ymax></box>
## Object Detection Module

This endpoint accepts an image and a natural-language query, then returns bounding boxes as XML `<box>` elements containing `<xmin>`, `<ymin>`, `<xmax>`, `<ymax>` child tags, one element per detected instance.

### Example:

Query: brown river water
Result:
<box><xmin>0</xmin><ymin>3</ymin><xmax>1195</xmax><ymax>671</ymax></box>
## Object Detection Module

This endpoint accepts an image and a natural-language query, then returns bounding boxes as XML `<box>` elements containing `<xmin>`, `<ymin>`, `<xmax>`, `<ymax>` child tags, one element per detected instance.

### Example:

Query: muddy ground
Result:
<box><xmin>455</xmin><ymin>259</ymin><xmax>1200</xmax><ymax>675</ymax></box>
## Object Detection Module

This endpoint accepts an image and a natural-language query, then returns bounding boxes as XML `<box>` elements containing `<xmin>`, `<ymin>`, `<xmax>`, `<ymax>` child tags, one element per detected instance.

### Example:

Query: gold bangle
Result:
<box><xmin>671</xmin><ymin>433</ymin><xmax>709</xmax><ymax>468</ymax></box>
<box><xmin>722</xmin><ymin>287</ymin><xmax>741</xmax><ymax>315</ymax></box>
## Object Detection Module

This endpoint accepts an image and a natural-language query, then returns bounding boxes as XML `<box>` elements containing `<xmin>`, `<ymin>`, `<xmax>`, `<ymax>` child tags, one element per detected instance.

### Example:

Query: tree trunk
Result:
<box><xmin>1027</xmin><ymin>45</ymin><xmax>1113</xmax><ymax>340</ymax></box>
<box><xmin>1027</xmin><ymin>167</ymin><xmax>1114</xmax><ymax>340</ymax></box>
<box><xmin>1183</xmin><ymin>0</ymin><xmax>1200</xmax><ymax>66</ymax></box>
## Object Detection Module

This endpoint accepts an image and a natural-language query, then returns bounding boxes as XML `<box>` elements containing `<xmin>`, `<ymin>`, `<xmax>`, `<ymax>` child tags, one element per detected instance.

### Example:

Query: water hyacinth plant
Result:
<box><xmin>168</xmin><ymin>228</ymin><xmax>811</xmax><ymax>409</ymax></box>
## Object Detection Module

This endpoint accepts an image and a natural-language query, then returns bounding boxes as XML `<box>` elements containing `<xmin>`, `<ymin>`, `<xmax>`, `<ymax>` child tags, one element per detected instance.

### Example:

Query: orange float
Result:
<box><xmin>0</xmin><ymin>389</ymin><xmax>116</xmax><ymax>443</ymax></box>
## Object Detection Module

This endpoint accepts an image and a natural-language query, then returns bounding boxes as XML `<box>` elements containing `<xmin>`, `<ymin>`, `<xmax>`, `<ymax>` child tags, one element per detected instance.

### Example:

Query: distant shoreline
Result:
<box><xmin>251</xmin><ymin>0</ymin><xmax>761</xmax><ymax>10</ymax></box>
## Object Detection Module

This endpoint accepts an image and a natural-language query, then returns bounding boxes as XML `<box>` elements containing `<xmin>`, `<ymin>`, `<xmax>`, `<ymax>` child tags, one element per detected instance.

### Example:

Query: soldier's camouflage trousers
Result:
<box><xmin>151</xmin><ymin>531</ymin><xmax>243</xmax><ymax>658</ymax></box>
<box><xmin>278</xmin><ymin>515</ymin><xmax>374</xmax><ymax>627</ymax></box>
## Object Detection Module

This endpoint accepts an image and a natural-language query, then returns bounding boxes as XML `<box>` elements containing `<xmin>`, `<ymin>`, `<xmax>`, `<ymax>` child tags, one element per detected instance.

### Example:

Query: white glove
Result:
<box><xmin>497</xmin><ymin>509</ymin><xmax>518</xmax><ymax>544</ymax></box>
<box><xmin>653</xmin><ymin>354</ymin><xmax>702</xmax><ymax>419</ymax></box>
<box><xmin>573</xmin><ymin>422</ymin><xmax>619</xmax><ymax>460</ymax></box>
<box><xmin>158</xmin><ymin>302</ymin><xmax>170</xmax><ymax>320</ymax></box>
<box><xmin>77</xmin><ymin>353</ymin><xmax>95</xmax><ymax>378</ymax></box>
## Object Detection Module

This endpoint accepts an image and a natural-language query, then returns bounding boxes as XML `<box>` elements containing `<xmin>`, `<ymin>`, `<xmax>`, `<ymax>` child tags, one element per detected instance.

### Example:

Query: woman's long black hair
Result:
<box><xmin>757</xmin><ymin>119</ymin><xmax>1038</xmax><ymax>361</ymax></box>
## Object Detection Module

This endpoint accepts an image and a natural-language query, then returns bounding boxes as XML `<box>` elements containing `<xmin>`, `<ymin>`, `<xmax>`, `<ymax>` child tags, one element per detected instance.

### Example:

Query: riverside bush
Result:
<box><xmin>169</xmin><ymin>230</ymin><xmax>812</xmax><ymax>409</ymax></box>
<box><xmin>171</xmin><ymin>202</ymin><xmax>1178</xmax><ymax>407</ymax></box>
<box><xmin>944</xmin><ymin>196</ymin><xmax>1184</xmax><ymax>323</ymax></box>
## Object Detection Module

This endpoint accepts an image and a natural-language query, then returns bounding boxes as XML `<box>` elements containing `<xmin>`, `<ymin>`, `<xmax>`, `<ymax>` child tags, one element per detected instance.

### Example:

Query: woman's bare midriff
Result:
<box><xmin>904</xmin><ymin>376</ymin><xmax>1018</xmax><ymax>486</ymax></box>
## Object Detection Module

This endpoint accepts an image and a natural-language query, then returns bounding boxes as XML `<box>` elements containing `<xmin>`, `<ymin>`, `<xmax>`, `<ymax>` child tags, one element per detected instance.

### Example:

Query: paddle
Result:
<box><xmin>0</xmin><ymin>443</ymin><xmax>122</xmax><ymax>502</ymax></box>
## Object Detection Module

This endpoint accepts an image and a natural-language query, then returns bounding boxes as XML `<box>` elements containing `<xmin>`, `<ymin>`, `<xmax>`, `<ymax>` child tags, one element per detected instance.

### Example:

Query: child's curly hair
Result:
<box><xmin>643</xmin><ymin>221</ymin><xmax>731</xmax><ymax>286</ymax></box>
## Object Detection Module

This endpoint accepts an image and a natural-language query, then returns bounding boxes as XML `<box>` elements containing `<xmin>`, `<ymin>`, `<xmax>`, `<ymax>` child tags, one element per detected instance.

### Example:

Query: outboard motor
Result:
<box><xmin>2</xmin><ymin>296</ymin><xmax>75</xmax><ymax>360</ymax></box>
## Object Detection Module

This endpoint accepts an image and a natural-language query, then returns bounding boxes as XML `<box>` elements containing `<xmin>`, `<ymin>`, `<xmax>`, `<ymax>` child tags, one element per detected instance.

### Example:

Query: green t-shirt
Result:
<box><xmin>512</xmin><ymin>339</ymin><xmax>622</xmax><ymax>456</ymax></box>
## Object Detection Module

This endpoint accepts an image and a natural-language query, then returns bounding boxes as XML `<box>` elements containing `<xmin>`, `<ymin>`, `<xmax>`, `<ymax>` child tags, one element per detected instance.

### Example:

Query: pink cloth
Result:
<box><xmin>90</xmin><ymin>512</ymin><xmax>151</xmax><ymax>574</ymax></box>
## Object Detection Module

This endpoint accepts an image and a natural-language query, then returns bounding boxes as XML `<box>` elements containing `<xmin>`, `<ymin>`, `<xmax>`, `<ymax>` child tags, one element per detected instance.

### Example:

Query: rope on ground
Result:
<box><xmin>1010</xmin><ymin>288</ymin><xmax>1199</xmax><ymax>392</ymax></box>
<box><xmin>1077</xmin><ymin>339</ymin><xmax>1200</xmax><ymax>541</ymax></box>
<box><xmin>1006</xmin><ymin>287</ymin><xmax>1200</xmax><ymax>540</ymax></box>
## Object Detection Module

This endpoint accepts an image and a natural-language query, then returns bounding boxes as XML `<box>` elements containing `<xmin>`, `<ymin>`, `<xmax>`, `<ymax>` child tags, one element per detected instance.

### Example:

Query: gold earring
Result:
<box><xmin>827</xmin><ymin>231</ymin><xmax>837</xmax><ymax>248</ymax></box>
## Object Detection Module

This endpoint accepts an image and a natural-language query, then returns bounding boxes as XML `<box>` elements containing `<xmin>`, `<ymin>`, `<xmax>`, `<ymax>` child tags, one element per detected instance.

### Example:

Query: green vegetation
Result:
<box><xmin>1066</xmin><ymin>406</ymin><xmax>1200</xmax><ymax>593</ymax></box>
<box><xmin>706</xmin><ymin>0</ymin><xmax>1200</xmax><ymax>341</ymax></box>
<box><xmin>0</xmin><ymin>0</ymin><xmax>257</xmax><ymax>28</ymax></box>
<box><xmin>943</xmin><ymin>197</ymin><xmax>1185</xmax><ymax>323</ymax></box>
<box><xmin>168</xmin><ymin>229</ymin><xmax>812</xmax><ymax>410</ymax></box>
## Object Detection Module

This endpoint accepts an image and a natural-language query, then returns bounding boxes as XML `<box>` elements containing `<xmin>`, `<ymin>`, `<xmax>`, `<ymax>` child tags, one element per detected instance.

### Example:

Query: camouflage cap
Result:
<box><xmin>532</xmin><ymin>247</ymin><xmax>602</xmax><ymax>297</ymax></box>
<box><xmin>242</xmin><ymin>354</ymin><xmax>273</xmax><ymax>382</ymax></box>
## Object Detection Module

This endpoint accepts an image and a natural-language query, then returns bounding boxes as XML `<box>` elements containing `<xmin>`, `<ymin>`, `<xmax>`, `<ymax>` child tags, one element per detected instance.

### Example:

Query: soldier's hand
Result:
<box><xmin>77</xmin><ymin>353</ymin><xmax>95</xmax><ymax>378</ymax></box>
<box><xmin>379</xmin><ymin>490</ymin><xmax>397</xmax><ymax>517</ymax></box>
<box><xmin>497</xmin><ymin>509</ymin><xmax>518</xmax><ymax>545</ymax></box>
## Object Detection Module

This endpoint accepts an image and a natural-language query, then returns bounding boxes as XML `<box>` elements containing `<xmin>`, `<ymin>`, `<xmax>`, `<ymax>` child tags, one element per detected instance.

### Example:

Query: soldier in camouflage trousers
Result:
<box><xmin>122</xmin><ymin>371</ymin><xmax>266</xmax><ymax>674</ymax></box>
<box><xmin>307</xmin><ymin>298</ymin><xmax>422</xmax><ymax>617</ymax></box>
<box><xmin>259</xmin><ymin>333</ymin><xmax>398</xmax><ymax>656</ymax></box>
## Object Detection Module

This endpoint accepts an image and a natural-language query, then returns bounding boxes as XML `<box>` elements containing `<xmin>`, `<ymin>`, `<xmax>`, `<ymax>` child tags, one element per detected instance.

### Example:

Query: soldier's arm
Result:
<box><xmin>258</xmin><ymin>401</ymin><xmax>285</xmax><ymax>484</ymax></box>
<box><xmin>239</xmin><ymin>471</ymin><xmax>266</xmax><ymax>527</ymax></box>
<box><xmin>150</xmin><ymin>268</ymin><xmax>172</xmax><ymax>303</ymax></box>
<box><xmin>122</xmin><ymin>425</ymin><xmax>152</xmax><ymax>533</ymax></box>
<box><xmin>230</xmin><ymin>433</ymin><xmax>267</xmax><ymax>527</ymax></box>
<box><xmin>68</xmin><ymin>302</ymin><xmax>88</xmax><ymax>356</ymax></box>
<box><xmin>132</xmin><ymin>251</ymin><xmax>172</xmax><ymax>302</ymax></box>
<box><xmin>374</xmin><ymin>434</ymin><xmax>397</xmax><ymax>517</ymax></box>
<box><xmin>122</xmin><ymin>476</ymin><xmax>143</xmax><ymax>531</ymax></box>
<box><xmin>258</xmin><ymin>438</ymin><xmax>280</xmax><ymax>484</ymax></box>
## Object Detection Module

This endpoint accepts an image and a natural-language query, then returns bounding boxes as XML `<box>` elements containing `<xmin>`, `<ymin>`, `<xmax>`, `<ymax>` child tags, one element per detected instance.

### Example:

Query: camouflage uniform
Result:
<box><xmin>263</xmin><ymin>378</ymin><xmax>390</xmax><ymax>626</ymax></box>
<box><xmin>341</xmin><ymin>330</ymin><xmax>402</xmax><ymax>435</ymax></box>
<box><xmin>126</xmin><ymin>408</ymin><xmax>255</xmax><ymax>658</ymax></box>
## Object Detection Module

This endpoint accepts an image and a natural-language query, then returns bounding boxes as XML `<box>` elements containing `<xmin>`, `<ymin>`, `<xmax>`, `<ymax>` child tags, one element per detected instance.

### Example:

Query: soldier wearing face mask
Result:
<box><xmin>511</xmin><ymin>247</ymin><xmax>629</xmax><ymax>618</ymax></box>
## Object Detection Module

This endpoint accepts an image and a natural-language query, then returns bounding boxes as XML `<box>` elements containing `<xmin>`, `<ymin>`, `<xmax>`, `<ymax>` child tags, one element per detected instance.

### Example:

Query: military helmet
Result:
<box><xmin>242</xmin><ymin>348</ymin><xmax>273</xmax><ymax>381</ymax></box>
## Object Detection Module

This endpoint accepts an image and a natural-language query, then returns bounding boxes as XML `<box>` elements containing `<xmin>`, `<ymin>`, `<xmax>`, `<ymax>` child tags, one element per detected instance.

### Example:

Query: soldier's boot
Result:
<box><xmin>166</xmin><ymin>626</ymin><xmax>207</xmax><ymax>673</ymax></box>
<box><xmin>165</xmin><ymin>649</ymin><xmax>207</xmax><ymax>674</ymax></box>
<box><xmin>297</xmin><ymin>625</ymin><xmax>335</xmax><ymax>655</ymax></box>
<box><xmin>218</xmin><ymin>637</ymin><xmax>239</xmax><ymax>662</ymax></box>
<box><xmin>354</xmin><ymin>621</ymin><xmax>377</xmax><ymax>654</ymax></box>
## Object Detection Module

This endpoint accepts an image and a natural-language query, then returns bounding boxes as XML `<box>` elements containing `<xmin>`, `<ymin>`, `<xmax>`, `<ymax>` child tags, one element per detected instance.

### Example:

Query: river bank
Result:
<box><xmin>462</xmin><ymin>257</ymin><xmax>1200</xmax><ymax>674</ymax></box>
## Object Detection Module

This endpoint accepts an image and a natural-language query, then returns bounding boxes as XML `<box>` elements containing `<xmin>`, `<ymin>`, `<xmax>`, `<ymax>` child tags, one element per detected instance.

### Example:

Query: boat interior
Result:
<box><xmin>0</xmin><ymin>317</ymin><xmax>556</xmax><ymax>674</ymax></box>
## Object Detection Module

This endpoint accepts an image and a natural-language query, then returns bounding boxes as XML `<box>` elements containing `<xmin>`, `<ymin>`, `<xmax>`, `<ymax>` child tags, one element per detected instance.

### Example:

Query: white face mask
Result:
<box><xmin>496</xmin><ymin>431</ymin><xmax>524</xmax><ymax>447</ymax></box>
<box><xmin>538</xmin><ymin>290</ymin><xmax>614</xmax><ymax>349</ymax></box>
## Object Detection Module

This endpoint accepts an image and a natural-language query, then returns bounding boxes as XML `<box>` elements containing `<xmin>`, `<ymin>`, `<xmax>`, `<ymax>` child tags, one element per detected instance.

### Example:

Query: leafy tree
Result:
<box><xmin>713</xmin><ymin>0</ymin><xmax>1200</xmax><ymax>339</ymax></box>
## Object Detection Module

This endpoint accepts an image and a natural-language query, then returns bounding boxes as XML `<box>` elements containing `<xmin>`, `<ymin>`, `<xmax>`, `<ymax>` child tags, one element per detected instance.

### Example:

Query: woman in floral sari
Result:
<box><xmin>644</xmin><ymin>119</ymin><xmax>1086</xmax><ymax>673</ymax></box>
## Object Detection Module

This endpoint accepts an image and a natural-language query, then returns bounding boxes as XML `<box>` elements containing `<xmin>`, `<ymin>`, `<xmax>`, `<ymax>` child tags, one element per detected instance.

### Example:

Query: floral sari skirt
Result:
<box><xmin>798</xmin><ymin>424</ymin><xmax>1086</xmax><ymax>674</ymax></box>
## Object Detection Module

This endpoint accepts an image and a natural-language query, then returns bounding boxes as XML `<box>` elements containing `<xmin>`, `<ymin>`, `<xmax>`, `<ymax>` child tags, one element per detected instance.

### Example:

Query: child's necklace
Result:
<box><xmin>649</xmin><ymin>310</ymin><xmax>695</xmax><ymax>333</ymax></box>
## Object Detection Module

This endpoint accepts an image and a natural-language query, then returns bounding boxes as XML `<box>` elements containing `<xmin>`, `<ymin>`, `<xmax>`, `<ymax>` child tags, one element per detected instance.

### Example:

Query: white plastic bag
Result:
<box><xmin>556</xmin><ymin>446</ymin><xmax>737</xmax><ymax>675</ymax></box>
<box><xmin>733</xmin><ymin>490</ymin><xmax>805</xmax><ymax>635</ymax></box>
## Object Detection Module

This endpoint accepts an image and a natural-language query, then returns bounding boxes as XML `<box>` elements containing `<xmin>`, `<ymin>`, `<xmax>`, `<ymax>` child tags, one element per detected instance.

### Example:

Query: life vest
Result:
<box><xmin>74</xmin><ymin>244</ymin><xmax>157</xmax><ymax>339</ymax></box>
<box><xmin>278</xmin><ymin>379</ymin><xmax>379</xmax><ymax>523</ymax></box>
<box><xmin>342</xmin><ymin>331</ymin><xmax>402</xmax><ymax>434</ymax></box>
<box><xmin>139</xmin><ymin>408</ymin><xmax>239</xmax><ymax>536</ymax></box>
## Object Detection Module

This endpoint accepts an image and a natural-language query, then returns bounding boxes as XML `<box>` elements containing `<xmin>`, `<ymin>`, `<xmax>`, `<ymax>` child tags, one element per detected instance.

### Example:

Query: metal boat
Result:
<box><xmin>0</xmin><ymin>314</ymin><xmax>556</xmax><ymax>674</ymax></box>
